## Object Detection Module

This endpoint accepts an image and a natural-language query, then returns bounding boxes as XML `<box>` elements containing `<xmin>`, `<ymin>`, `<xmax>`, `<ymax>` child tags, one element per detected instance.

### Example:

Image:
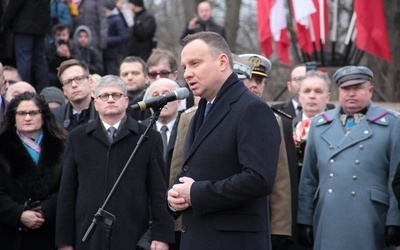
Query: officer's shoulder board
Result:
<box><xmin>271</xmin><ymin>107</ymin><xmax>292</xmax><ymax>120</ymax></box>
<box><xmin>315</xmin><ymin>112</ymin><xmax>333</xmax><ymax>126</ymax></box>
<box><xmin>184</xmin><ymin>106</ymin><xmax>198</xmax><ymax>114</ymax></box>
<box><xmin>369</xmin><ymin>109</ymin><xmax>399</xmax><ymax>125</ymax></box>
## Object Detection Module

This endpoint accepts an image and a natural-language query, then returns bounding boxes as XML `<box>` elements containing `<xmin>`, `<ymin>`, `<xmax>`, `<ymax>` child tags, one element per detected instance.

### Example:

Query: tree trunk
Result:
<box><xmin>224</xmin><ymin>0</ymin><xmax>242</xmax><ymax>52</ymax></box>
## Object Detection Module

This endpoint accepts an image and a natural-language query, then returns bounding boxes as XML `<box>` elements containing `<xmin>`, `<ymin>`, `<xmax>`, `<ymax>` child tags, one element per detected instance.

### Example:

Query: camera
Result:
<box><xmin>58</xmin><ymin>39</ymin><xmax>66</xmax><ymax>46</ymax></box>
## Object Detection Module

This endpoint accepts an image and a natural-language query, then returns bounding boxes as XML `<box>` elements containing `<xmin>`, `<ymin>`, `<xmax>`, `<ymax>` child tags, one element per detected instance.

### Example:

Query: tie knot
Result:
<box><xmin>74</xmin><ymin>113</ymin><xmax>81</xmax><ymax>122</ymax></box>
<box><xmin>160</xmin><ymin>125</ymin><xmax>168</xmax><ymax>132</ymax></box>
<box><xmin>108</xmin><ymin>127</ymin><xmax>117</xmax><ymax>140</ymax></box>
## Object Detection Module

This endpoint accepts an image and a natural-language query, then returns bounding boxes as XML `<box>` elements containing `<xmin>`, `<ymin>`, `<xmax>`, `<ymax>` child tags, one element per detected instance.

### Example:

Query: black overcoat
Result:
<box><xmin>0</xmin><ymin>129</ymin><xmax>64</xmax><ymax>250</ymax></box>
<box><xmin>171</xmin><ymin>74</ymin><xmax>281</xmax><ymax>250</ymax></box>
<box><xmin>56</xmin><ymin>116</ymin><xmax>174</xmax><ymax>249</ymax></box>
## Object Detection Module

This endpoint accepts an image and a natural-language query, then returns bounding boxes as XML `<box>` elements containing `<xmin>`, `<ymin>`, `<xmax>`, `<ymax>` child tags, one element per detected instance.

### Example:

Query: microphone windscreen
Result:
<box><xmin>175</xmin><ymin>88</ymin><xmax>190</xmax><ymax>99</ymax></box>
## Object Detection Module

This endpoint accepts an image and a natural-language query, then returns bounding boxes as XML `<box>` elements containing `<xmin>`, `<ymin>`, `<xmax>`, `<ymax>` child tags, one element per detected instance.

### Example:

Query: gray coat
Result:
<box><xmin>298</xmin><ymin>103</ymin><xmax>400</xmax><ymax>250</ymax></box>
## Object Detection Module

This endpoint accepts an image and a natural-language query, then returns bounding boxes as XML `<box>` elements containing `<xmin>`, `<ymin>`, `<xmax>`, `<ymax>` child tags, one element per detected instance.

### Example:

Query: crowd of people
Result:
<box><xmin>1</xmin><ymin>1</ymin><xmax>400</xmax><ymax>250</ymax></box>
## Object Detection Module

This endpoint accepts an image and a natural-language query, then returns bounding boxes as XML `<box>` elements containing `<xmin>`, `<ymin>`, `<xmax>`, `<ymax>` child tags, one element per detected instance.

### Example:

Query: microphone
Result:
<box><xmin>131</xmin><ymin>87</ymin><xmax>190</xmax><ymax>111</ymax></box>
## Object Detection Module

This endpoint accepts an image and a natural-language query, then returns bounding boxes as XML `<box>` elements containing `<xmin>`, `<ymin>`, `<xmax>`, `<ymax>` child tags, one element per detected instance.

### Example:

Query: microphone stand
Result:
<box><xmin>82</xmin><ymin>104</ymin><xmax>165</xmax><ymax>250</ymax></box>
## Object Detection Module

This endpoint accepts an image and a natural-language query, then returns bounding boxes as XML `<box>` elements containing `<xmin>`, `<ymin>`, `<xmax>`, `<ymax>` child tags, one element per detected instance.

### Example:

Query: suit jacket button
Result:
<box><xmin>181</xmin><ymin>225</ymin><xmax>187</xmax><ymax>233</ymax></box>
<box><xmin>183</xmin><ymin>165</ymin><xmax>189</xmax><ymax>171</ymax></box>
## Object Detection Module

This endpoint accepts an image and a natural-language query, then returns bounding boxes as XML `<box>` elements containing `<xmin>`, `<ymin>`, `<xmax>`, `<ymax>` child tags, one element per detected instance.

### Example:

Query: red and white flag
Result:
<box><xmin>257</xmin><ymin>0</ymin><xmax>291</xmax><ymax>65</ymax></box>
<box><xmin>311</xmin><ymin>0</ymin><xmax>329</xmax><ymax>50</ymax></box>
<box><xmin>354</xmin><ymin>0</ymin><xmax>391</xmax><ymax>61</ymax></box>
<box><xmin>291</xmin><ymin>0</ymin><xmax>316</xmax><ymax>54</ymax></box>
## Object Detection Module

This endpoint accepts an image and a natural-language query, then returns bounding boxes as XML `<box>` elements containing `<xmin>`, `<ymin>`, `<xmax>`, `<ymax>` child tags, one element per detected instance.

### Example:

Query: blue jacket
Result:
<box><xmin>103</xmin><ymin>10</ymin><xmax>127</xmax><ymax>60</ymax></box>
<box><xmin>298</xmin><ymin>102</ymin><xmax>400</xmax><ymax>250</ymax></box>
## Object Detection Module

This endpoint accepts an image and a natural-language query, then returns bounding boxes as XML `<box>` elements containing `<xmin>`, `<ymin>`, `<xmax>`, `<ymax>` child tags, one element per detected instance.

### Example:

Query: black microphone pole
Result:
<box><xmin>82</xmin><ymin>103</ymin><xmax>166</xmax><ymax>249</ymax></box>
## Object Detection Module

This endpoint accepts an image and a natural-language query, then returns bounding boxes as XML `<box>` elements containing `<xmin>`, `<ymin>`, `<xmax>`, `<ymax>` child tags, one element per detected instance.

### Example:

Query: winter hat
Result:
<box><xmin>129</xmin><ymin>0</ymin><xmax>144</xmax><ymax>7</ymax></box>
<box><xmin>103</xmin><ymin>0</ymin><xmax>116</xmax><ymax>10</ymax></box>
<box><xmin>40</xmin><ymin>87</ymin><xmax>66</xmax><ymax>106</ymax></box>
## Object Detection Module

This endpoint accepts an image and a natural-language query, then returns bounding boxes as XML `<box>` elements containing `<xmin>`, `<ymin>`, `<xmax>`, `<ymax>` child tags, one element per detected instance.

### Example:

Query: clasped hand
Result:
<box><xmin>167</xmin><ymin>177</ymin><xmax>195</xmax><ymax>211</ymax></box>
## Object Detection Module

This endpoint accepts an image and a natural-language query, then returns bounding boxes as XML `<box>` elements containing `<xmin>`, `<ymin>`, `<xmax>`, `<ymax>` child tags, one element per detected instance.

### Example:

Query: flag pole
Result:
<box><xmin>319</xmin><ymin>0</ymin><xmax>325</xmax><ymax>66</ymax></box>
<box><xmin>309</xmin><ymin>16</ymin><xmax>319</xmax><ymax>61</ymax></box>
<box><xmin>331</xmin><ymin>0</ymin><xmax>339</xmax><ymax>62</ymax></box>
<box><xmin>343</xmin><ymin>12</ymin><xmax>356</xmax><ymax>65</ymax></box>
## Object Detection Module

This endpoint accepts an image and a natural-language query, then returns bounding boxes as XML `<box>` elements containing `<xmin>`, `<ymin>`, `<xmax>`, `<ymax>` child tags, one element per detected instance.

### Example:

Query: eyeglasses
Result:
<box><xmin>97</xmin><ymin>93</ymin><xmax>124</xmax><ymax>101</ymax></box>
<box><xmin>148</xmin><ymin>71</ymin><xmax>172</xmax><ymax>79</ymax></box>
<box><xmin>62</xmin><ymin>75</ymin><xmax>89</xmax><ymax>86</ymax></box>
<box><xmin>4</xmin><ymin>80</ymin><xmax>17</xmax><ymax>85</ymax></box>
<box><xmin>15</xmin><ymin>110</ymin><xmax>42</xmax><ymax>117</ymax></box>
<box><xmin>291</xmin><ymin>76</ymin><xmax>304</xmax><ymax>82</ymax></box>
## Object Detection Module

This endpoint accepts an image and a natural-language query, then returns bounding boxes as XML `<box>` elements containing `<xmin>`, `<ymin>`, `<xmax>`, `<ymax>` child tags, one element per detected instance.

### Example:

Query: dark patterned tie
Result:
<box><xmin>160</xmin><ymin>125</ymin><xmax>168</xmax><ymax>160</ymax></box>
<box><xmin>204</xmin><ymin>103</ymin><xmax>212</xmax><ymax>118</ymax></box>
<box><xmin>74</xmin><ymin>113</ymin><xmax>81</xmax><ymax>122</ymax></box>
<box><xmin>108</xmin><ymin>127</ymin><xmax>117</xmax><ymax>142</ymax></box>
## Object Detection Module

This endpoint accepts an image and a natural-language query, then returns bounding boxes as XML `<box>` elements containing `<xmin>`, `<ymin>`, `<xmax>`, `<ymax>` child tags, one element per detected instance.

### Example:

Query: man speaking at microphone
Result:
<box><xmin>167</xmin><ymin>32</ymin><xmax>281</xmax><ymax>250</ymax></box>
<box><xmin>56</xmin><ymin>75</ymin><xmax>174</xmax><ymax>250</ymax></box>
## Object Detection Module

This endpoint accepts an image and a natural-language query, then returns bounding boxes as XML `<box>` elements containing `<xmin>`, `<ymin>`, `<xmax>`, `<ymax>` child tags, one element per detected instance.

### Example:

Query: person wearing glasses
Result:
<box><xmin>272</xmin><ymin>65</ymin><xmax>306</xmax><ymax>118</ymax></box>
<box><xmin>129</xmin><ymin>49</ymin><xmax>195</xmax><ymax>122</ymax></box>
<box><xmin>56</xmin><ymin>75</ymin><xmax>174</xmax><ymax>250</ymax></box>
<box><xmin>146</xmin><ymin>49</ymin><xmax>194</xmax><ymax>112</ymax></box>
<box><xmin>52</xmin><ymin>59</ymin><xmax>98</xmax><ymax>132</ymax></box>
<box><xmin>0</xmin><ymin>92</ymin><xmax>67</xmax><ymax>250</ymax></box>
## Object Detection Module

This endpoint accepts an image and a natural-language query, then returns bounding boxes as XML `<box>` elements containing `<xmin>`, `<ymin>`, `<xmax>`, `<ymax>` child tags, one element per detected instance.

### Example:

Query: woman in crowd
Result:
<box><xmin>0</xmin><ymin>92</ymin><xmax>67</xmax><ymax>249</ymax></box>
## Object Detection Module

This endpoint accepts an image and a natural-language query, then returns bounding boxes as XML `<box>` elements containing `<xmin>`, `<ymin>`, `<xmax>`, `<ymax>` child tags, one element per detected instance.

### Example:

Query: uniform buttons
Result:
<box><xmin>352</xmin><ymin>175</ymin><xmax>357</xmax><ymax>180</ymax></box>
<box><xmin>359</xmin><ymin>145</ymin><xmax>364</xmax><ymax>150</ymax></box>
<box><xmin>355</xmin><ymin>160</ymin><xmax>360</xmax><ymax>165</ymax></box>
<box><xmin>329</xmin><ymin>159</ymin><xmax>334</xmax><ymax>163</ymax></box>
<box><xmin>364</xmin><ymin>130</ymin><xmax>369</xmax><ymax>135</ymax></box>
<box><xmin>351</xmin><ymin>191</ymin><xmax>356</xmax><ymax>196</ymax></box>
<box><xmin>329</xmin><ymin>145</ymin><xmax>333</xmax><ymax>149</ymax></box>
<box><xmin>328</xmin><ymin>189</ymin><xmax>333</xmax><ymax>193</ymax></box>
<box><xmin>181</xmin><ymin>225</ymin><xmax>187</xmax><ymax>233</ymax></box>
<box><xmin>329</xmin><ymin>173</ymin><xmax>334</xmax><ymax>178</ymax></box>
<box><xmin>183</xmin><ymin>165</ymin><xmax>189</xmax><ymax>171</ymax></box>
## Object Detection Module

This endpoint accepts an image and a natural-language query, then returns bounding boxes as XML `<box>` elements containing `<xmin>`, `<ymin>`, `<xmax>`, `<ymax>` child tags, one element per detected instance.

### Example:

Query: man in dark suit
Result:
<box><xmin>52</xmin><ymin>59</ymin><xmax>98</xmax><ymax>132</ymax></box>
<box><xmin>140</xmin><ymin>78</ymin><xmax>182</xmax><ymax>180</ymax></box>
<box><xmin>56</xmin><ymin>75</ymin><xmax>174</xmax><ymax>250</ymax></box>
<box><xmin>273</xmin><ymin>65</ymin><xmax>306</xmax><ymax>118</ymax></box>
<box><xmin>167</xmin><ymin>32</ymin><xmax>280</xmax><ymax>250</ymax></box>
<box><xmin>292</xmin><ymin>70</ymin><xmax>332</xmax><ymax>128</ymax></box>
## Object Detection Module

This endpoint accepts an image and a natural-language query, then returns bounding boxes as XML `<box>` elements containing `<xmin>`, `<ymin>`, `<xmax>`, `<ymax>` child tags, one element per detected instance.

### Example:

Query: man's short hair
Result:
<box><xmin>94</xmin><ymin>75</ymin><xmax>127</xmax><ymax>97</ymax></box>
<box><xmin>180</xmin><ymin>31</ymin><xmax>233</xmax><ymax>69</ymax></box>
<box><xmin>147</xmin><ymin>49</ymin><xmax>178</xmax><ymax>72</ymax></box>
<box><xmin>300</xmin><ymin>70</ymin><xmax>331</xmax><ymax>91</ymax></box>
<box><xmin>120</xmin><ymin>56</ymin><xmax>148</xmax><ymax>76</ymax></box>
<box><xmin>52</xmin><ymin>22</ymin><xmax>69</xmax><ymax>35</ymax></box>
<box><xmin>57</xmin><ymin>59</ymin><xmax>90</xmax><ymax>81</ymax></box>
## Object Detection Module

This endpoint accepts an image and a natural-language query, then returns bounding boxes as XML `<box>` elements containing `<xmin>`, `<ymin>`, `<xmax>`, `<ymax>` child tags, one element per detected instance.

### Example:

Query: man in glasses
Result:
<box><xmin>52</xmin><ymin>59</ymin><xmax>98</xmax><ymax>132</ymax></box>
<box><xmin>128</xmin><ymin>49</ymin><xmax>194</xmax><ymax>122</ymax></box>
<box><xmin>56</xmin><ymin>75</ymin><xmax>174</xmax><ymax>250</ymax></box>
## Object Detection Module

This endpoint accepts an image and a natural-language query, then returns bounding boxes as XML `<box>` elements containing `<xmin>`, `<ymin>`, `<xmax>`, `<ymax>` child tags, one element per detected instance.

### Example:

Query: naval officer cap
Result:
<box><xmin>238</xmin><ymin>54</ymin><xmax>272</xmax><ymax>78</ymax></box>
<box><xmin>232</xmin><ymin>53</ymin><xmax>255</xmax><ymax>80</ymax></box>
<box><xmin>333</xmin><ymin>66</ymin><xmax>373</xmax><ymax>87</ymax></box>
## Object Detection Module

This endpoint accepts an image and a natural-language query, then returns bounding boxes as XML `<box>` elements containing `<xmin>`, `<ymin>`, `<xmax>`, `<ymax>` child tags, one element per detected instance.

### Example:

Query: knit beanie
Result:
<box><xmin>129</xmin><ymin>0</ymin><xmax>144</xmax><ymax>7</ymax></box>
<box><xmin>40</xmin><ymin>87</ymin><xmax>66</xmax><ymax>106</ymax></box>
<box><xmin>103</xmin><ymin>0</ymin><xmax>116</xmax><ymax>10</ymax></box>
